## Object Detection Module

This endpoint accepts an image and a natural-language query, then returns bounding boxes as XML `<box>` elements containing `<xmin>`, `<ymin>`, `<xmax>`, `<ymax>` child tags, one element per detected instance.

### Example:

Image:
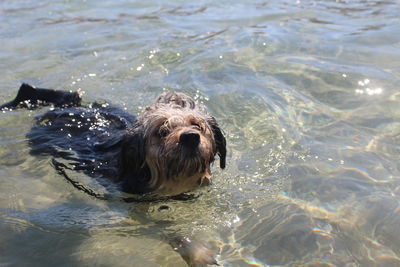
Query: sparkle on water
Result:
<box><xmin>1</xmin><ymin>0</ymin><xmax>400</xmax><ymax>266</ymax></box>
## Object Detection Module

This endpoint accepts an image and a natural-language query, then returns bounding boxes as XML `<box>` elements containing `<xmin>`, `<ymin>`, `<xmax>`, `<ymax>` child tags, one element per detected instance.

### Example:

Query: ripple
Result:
<box><xmin>1</xmin><ymin>0</ymin><xmax>400</xmax><ymax>265</ymax></box>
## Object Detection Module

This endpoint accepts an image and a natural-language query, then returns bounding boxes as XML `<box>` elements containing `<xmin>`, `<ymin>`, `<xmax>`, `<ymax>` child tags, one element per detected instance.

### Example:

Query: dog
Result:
<box><xmin>1</xmin><ymin>83</ymin><xmax>226</xmax><ymax>266</ymax></box>
<box><xmin>1</xmin><ymin>83</ymin><xmax>226</xmax><ymax>198</ymax></box>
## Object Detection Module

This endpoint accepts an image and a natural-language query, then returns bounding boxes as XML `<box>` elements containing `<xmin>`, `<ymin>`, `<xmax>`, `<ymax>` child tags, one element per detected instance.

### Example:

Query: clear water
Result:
<box><xmin>1</xmin><ymin>0</ymin><xmax>400</xmax><ymax>266</ymax></box>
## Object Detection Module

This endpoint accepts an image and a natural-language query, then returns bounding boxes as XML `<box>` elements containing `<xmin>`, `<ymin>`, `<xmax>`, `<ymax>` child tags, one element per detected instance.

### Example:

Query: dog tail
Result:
<box><xmin>0</xmin><ymin>83</ymin><xmax>81</xmax><ymax>110</ymax></box>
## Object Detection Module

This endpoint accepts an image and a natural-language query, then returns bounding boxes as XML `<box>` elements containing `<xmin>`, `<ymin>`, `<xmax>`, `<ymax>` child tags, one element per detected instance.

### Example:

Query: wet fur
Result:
<box><xmin>2</xmin><ymin>84</ymin><xmax>225</xmax><ymax>266</ymax></box>
<box><xmin>2</xmin><ymin>84</ymin><xmax>226</xmax><ymax>197</ymax></box>
<box><xmin>120</xmin><ymin>92</ymin><xmax>226</xmax><ymax>196</ymax></box>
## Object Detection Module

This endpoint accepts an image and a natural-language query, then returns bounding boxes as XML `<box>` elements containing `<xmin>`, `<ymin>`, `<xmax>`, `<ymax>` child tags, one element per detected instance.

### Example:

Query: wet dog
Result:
<box><xmin>1</xmin><ymin>83</ymin><xmax>226</xmax><ymax>266</ymax></box>
<box><xmin>1</xmin><ymin>83</ymin><xmax>226</xmax><ymax>197</ymax></box>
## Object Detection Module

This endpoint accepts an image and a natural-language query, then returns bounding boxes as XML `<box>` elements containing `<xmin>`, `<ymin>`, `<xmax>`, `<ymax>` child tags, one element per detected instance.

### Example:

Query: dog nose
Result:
<box><xmin>179</xmin><ymin>131</ymin><xmax>200</xmax><ymax>147</ymax></box>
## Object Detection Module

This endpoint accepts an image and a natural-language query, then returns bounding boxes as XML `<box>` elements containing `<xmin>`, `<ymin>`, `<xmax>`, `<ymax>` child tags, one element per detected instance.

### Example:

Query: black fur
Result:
<box><xmin>0</xmin><ymin>83</ymin><xmax>80</xmax><ymax>109</ymax></box>
<box><xmin>1</xmin><ymin>84</ymin><xmax>225</xmax><ymax>265</ymax></box>
<box><xmin>208</xmin><ymin>117</ymin><xmax>227</xmax><ymax>169</ymax></box>
<box><xmin>119</xmin><ymin>128</ymin><xmax>152</xmax><ymax>194</ymax></box>
<box><xmin>2</xmin><ymin>84</ymin><xmax>226</xmax><ymax>196</ymax></box>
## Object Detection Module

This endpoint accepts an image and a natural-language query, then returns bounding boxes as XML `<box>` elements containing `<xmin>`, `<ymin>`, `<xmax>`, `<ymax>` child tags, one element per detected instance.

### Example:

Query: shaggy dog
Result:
<box><xmin>1</xmin><ymin>83</ymin><xmax>226</xmax><ymax>198</ymax></box>
<box><xmin>2</xmin><ymin>83</ymin><xmax>227</xmax><ymax>265</ymax></box>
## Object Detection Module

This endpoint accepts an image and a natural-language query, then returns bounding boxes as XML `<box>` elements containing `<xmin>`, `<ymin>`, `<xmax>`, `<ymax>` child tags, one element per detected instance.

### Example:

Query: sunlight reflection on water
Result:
<box><xmin>1</xmin><ymin>0</ymin><xmax>400</xmax><ymax>266</ymax></box>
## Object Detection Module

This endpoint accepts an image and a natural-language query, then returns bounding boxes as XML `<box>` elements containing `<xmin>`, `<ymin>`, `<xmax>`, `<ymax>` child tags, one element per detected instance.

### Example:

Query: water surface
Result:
<box><xmin>1</xmin><ymin>0</ymin><xmax>400</xmax><ymax>266</ymax></box>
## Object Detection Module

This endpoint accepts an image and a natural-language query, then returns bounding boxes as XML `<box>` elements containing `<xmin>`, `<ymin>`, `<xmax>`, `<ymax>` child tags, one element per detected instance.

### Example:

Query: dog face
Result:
<box><xmin>125</xmin><ymin>92</ymin><xmax>226</xmax><ymax>196</ymax></box>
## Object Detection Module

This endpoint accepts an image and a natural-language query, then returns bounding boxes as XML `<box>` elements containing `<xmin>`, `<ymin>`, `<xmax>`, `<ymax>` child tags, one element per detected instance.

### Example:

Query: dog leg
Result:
<box><xmin>169</xmin><ymin>236</ymin><xmax>219</xmax><ymax>266</ymax></box>
<box><xmin>0</xmin><ymin>83</ymin><xmax>81</xmax><ymax>110</ymax></box>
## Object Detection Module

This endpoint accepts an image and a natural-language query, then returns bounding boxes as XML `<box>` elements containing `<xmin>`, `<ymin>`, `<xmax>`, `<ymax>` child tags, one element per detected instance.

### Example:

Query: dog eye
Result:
<box><xmin>191</xmin><ymin>121</ymin><xmax>205</xmax><ymax>132</ymax></box>
<box><xmin>191</xmin><ymin>122</ymin><xmax>201</xmax><ymax>128</ymax></box>
<box><xmin>159</xmin><ymin>128</ymin><xmax>169</xmax><ymax>137</ymax></box>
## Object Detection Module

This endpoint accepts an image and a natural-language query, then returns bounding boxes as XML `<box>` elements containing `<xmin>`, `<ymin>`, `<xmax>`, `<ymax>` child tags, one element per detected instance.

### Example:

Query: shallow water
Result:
<box><xmin>1</xmin><ymin>0</ymin><xmax>400</xmax><ymax>266</ymax></box>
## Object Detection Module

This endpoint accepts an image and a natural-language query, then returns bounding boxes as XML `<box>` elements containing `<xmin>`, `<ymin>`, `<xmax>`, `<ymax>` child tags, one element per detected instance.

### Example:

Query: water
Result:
<box><xmin>1</xmin><ymin>0</ymin><xmax>400</xmax><ymax>266</ymax></box>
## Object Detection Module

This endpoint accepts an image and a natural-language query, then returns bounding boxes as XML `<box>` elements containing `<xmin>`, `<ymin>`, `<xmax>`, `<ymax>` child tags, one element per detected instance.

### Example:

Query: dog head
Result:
<box><xmin>124</xmin><ymin>92</ymin><xmax>226</xmax><ymax>196</ymax></box>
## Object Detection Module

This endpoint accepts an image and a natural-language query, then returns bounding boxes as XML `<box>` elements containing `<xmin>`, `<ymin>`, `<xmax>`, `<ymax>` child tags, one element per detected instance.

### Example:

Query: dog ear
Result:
<box><xmin>208</xmin><ymin>117</ymin><xmax>226</xmax><ymax>169</ymax></box>
<box><xmin>122</xmin><ymin>129</ymin><xmax>145</xmax><ymax>168</ymax></box>
<box><xmin>120</xmin><ymin>127</ymin><xmax>152</xmax><ymax>193</ymax></box>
